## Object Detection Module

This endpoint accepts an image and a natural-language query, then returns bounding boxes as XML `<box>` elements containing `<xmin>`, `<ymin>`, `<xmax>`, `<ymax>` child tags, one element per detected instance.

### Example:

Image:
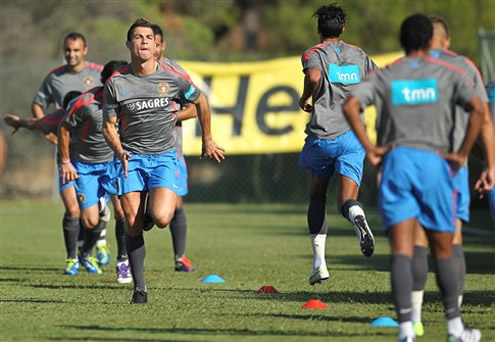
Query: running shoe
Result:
<box><xmin>175</xmin><ymin>255</ymin><xmax>195</xmax><ymax>272</ymax></box>
<box><xmin>78</xmin><ymin>255</ymin><xmax>102</xmax><ymax>274</ymax></box>
<box><xmin>131</xmin><ymin>289</ymin><xmax>147</xmax><ymax>304</ymax></box>
<box><xmin>413</xmin><ymin>321</ymin><xmax>424</xmax><ymax>337</ymax></box>
<box><xmin>308</xmin><ymin>266</ymin><xmax>330</xmax><ymax>285</ymax></box>
<box><xmin>353</xmin><ymin>215</ymin><xmax>375</xmax><ymax>257</ymax></box>
<box><xmin>116</xmin><ymin>259</ymin><xmax>132</xmax><ymax>284</ymax></box>
<box><xmin>447</xmin><ymin>328</ymin><xmax>481</xmax><ymax>342</ymax></box>
<box><xmin>63</xmin><ymin>258</ymin><xmax>79</xmax><ymax>275</ymax></box>
<box><xmin>96</xmin><ymin>245</ymin><xmax>111</xmax><ymax>266</ymax></box>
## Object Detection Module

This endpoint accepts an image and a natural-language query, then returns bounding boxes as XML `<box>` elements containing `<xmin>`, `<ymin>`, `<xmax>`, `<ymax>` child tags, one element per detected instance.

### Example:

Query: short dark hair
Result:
<box><xmin>429</xmin><ymin>16</ymin><xmax>449</xmax><ymax>39</ymax></box>
<box><xmin>127</xmin><ymin>18</ymin><xmax>153</xmax><ymax>42</ymax></box>
<box><xmin>313</xmin><ymin>4</ymin><xmax>347</xmax><ymax>38</ymax></box>
<box><xmin>62</xmin><ymin>91</ymin><xmax>82</xmax><ymax>110</ymax></box>
<box><xmin>101</xmin><ymin>60</ymin><xmax>128</xmax><ymax>83</ymax></box>
<box><xmin>399</xmin><ymin>14</ymin><xmax>433</xmax><ymax>54</ymax></box>
<box><xmin>64</xmin><ymin>32</ymin><xmax>87</xmax><ymax>47</ymax></box>
<box><xmin>151</xmin><ymin>24</ymin><xmax>164</xmax><ymax>42</ymax></box>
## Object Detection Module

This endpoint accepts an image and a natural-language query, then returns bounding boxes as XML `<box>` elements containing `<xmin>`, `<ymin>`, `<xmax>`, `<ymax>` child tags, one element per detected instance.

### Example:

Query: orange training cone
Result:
<box><xmin>301</xmin><ymin>299</ymin><xmax>327</xmax><ymax>309</ymax></box>
<box><xmin>257</xmin><ymin>286</ymin><xmax>279</xmax><ymax>294</ymax></box>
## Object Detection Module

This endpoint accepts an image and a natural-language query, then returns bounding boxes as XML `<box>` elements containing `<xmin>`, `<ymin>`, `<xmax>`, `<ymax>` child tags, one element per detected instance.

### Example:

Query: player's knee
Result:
<box><xmin>81</xmin><ymin>215</ymin><xmax>98</xmax><ymax>230</ymax></box>
<box><xmin>114</xmin><ymin>208</ymin><xmax>125</xmax><ymax>222</ymax></box>
<box><xmin>65</xmin><ymin>204</ymin><xmax>80</xmax><ymax>218</ymax></box>
<box><xmin>154</xmin><ymin>211</ymin><xmax>174</xmax><ymax>228</ymax></box>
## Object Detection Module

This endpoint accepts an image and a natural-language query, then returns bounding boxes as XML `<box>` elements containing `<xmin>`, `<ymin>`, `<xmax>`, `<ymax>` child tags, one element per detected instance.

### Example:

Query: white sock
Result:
<box><xmin>458</xmin><ymin>294</ymin><xmax>463</xmax><ymax>308</ymax></box>
<box><xmin>310</xmin><ymin>234</ymin><xmax>327</xmax><ymax>270</ymax></box>
<box><xmin>447</xmin><ymin>316</ymin><xmax>464</xmax><ymax>337</ymax></box>
<box><xmin>411</xmin><ymin>290</ymin><xmax>424</xmax><ymax>323</ymax></box>
<box><xmin>96</xmin><ymin>228</ymin><xmax>107</xmax><ymax>247</ymax></box>
<box><xmin>399</xmin><ymin>321</ymin><xmax>415</xmax><ymax>340</ymax></box>
<box><xmin>347</xmin><ymin>204</ymin><xmax>365</xmax><ymax>223</ymax></box>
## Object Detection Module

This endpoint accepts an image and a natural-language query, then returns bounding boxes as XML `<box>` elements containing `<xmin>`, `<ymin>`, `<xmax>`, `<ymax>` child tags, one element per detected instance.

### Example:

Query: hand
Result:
<box><xmin>366</xmin><ymin>145</ymin><xmax>393</xmax><ymax>167</ymax></box>
<box><xmin>60</xmin><ymin>161</ymin><xmax>79</xmax><ymax>184</ymax></box>
<box><xmin>44</xmin><ymin>132</ymin><xmax>58</xmax><ymax>145</ymax></box>
<box><xmin>201</xmin><ymin>138</ymin><xmax>225</xmax><ymax>163</ymax></box>
<box><xmin>474</xmin><ymin>166</ymin><xmax>495</xmax><ymax>198</ymax></box>
<box><xmin>439</xmin><ymin>152</ymin><xmax>465</xmax><ymax>174</ymax></box>
<box><xmin>299</xmin><ymin>98</ymin><xmax>313</xmax><ymax>113</ymax></box>
<box><xmin>3</xmin><ymin>114</ymin><xmax>21</xmax><ymax>135</ymax></box>
<box><xmin>117</xmin><ymin>150</ymin><xmax>132</xmax><ymax>178</ymax></box>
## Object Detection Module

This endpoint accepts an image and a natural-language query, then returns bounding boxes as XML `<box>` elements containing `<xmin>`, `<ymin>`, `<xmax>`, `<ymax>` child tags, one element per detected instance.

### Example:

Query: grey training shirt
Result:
<box><xmin>351</xmin><ymin>56</ymin><xmax>476</xmax><ymax>153</ymax></box>
<box><xmin>301</xmin><ymin>40</ymin><xmax>377</xmax><ymax>139</ymax></box>
<box><xmin>103</xmin><ymin>60</ymin><xmax>201</xmax><ymax>155</ymax></box>
<box><xmin>63</xmin><ymin>87</ymin><xmax>113</xmax><ymax>164</ymax></box>
<box><xmin>33</xmin><ymin>62</ymin><xmax>103</xmax><ymax>110</ymax></box>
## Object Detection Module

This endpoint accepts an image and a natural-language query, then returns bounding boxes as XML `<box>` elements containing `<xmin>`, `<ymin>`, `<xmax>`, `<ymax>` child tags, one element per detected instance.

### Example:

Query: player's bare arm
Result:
<box><xmin>4</xmin><ymin>115</ymin><xmax>38</xmax><ymax>134</ymax></box>
<box><xmin>102</xmin><ymin>115</ymin><xmax>131</xmax><ymax>177</ymax></box>
<box><xmin>31</xmin><ymin>103</ymin><xmax>58</xmax><ymax>144</ymax></box>
<box><xmin>474</xmin><ymin>102</ymin><xmax>495</xmax><ymax>193</ymax></box>
<box><xmin>442</xmin><ymin>96</ymin><xmax>484</xmax><ymax>171</ymax></box>
<box><xmin>343</xmin><ymin>95</ymin><xmax>391</xmax><ymax>166</ymax></box>
<box><xmin>177</xmin><ymin>104</ymin><xmax>197</xmax><ymax>122</ymax></box>
<box><xmin>194</xmin><ymin>92</ymin><xmax>225</xmax><ymax>163</ymax></box>
<box><xmin>299</xmin><ymin>67</ymin><xmax>321</xmax><ymax>112</ymax></box>
<box><xmin>57</xmin><ymin>122</ymin><xmax>79</xmax><ymax>184</ymax></box>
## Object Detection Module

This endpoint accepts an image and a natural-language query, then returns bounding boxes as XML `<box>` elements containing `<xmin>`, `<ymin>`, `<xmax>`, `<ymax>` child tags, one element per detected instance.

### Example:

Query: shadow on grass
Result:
<box><xmin>48</xmin><ymin>338</ymin><xmax>199</xmax><ymax>342</ymax></box>
<box><xmin>0</xmin><ymin>298</ymin><xmax>66</xmax><ymax>303</ymax></box>
<box><xmin>0</xmin><ymin>265</ymin><xmax>60</xmax><ymax>272</ymax></box>
<box><xmin>226</xmin><ymin>312</ymin><xmax>373</xmax><ymax>324</ymax></box>
<box><xmin>58</xmin><ymin>324</ymin><xmax>392</xmax><ymax>339</ymax></box>
<box><xmin>27</xmin><ymin>284</ymin><xmax>125</xmax><ymax>290</ymax></box>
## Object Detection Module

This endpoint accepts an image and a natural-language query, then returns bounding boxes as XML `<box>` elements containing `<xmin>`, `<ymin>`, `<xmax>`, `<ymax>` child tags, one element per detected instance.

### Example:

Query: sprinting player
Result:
<box><xmin>410</xmin><ymin>16</ymin><xmax>495</xmax><ymax>337</ymax></box>
<box><xmin>483</xmin><ymin>81</ymin><xmax>495</xmax><ymax>221</ymax></box>
<box><xmin>32</xmin><ymin>32</ymin><xmax>111</xmax><ymax>267</ymax></box>
<box><xmin>298</xmin><ymin>4</ymin><xmax>377</xmax><ymax>286</ymax></box>
<box><xmin>343</xmin><ymin>14</ymin><xmax>484</xmax><ymax>342</ymax></box>
<box><xmin>58</xmin><ymin>60</ymin><xmax>131</xmax><ymax>282</ymax></box>
<box><xmin>147</xmin><ymin>23</ymin><xmax>196</xmax><ymax>272</ymax></box>
<box><xmin>102</xmin><ymin>18</ymin><xmax>224</xmax><ymax>304</ymax></box>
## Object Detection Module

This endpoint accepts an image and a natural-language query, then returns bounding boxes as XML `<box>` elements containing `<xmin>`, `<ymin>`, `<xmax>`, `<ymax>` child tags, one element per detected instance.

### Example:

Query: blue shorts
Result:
<box><xmin>58</xmin><ymin>169</ymin><xmax>74</xmax><ymax>192</ymax></box>
<box><xmin>73</xmin><ymin>160</ymin><xmax>112</xmax><ymax>209</ymax></box>
<box><xmin>298</xmin><ymin>130</ymin><xmax>365</xmax><ymax>186</ymax></box>
<box><xmin>489</xmin><ymin>187</ymin><xmax>495</xmax><ymax>220</ymax></box>
<box><xmin>379</xmin><ymin>147</ymin><xmax>457</xmax><ymax>233</ymax></box>
<box><xmin>176</xmin><ymin>152</ymin><xmax>188</xmax><ymax>197</ymax></box>
<box><xmin>453</xmin><ymin>166</ymin><xmax>470</xmax><ymax>222</ymax></box>
<box><xmin>112</xmin><ymin>150</ymin><xmax>180</xmax><ymax>196</ymax></box>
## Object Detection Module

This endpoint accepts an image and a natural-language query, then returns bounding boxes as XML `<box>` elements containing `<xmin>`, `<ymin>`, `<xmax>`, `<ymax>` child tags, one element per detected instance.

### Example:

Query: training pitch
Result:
<box><xmin>1</xmin><ymin>201</ymin><xmax>494</xmax><ymax>341</ymax></box>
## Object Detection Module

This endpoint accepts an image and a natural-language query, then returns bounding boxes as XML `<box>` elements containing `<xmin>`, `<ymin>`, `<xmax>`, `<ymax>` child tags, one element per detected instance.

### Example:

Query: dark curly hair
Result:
<box><xmin>313</xmin><ymin>4</ymin><xmax>347</xmax><ymax>38</ymax></box>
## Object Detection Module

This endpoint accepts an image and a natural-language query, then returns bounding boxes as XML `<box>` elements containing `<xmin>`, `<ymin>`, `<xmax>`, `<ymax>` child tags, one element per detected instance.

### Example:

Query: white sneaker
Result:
<box><xmin>308</xmin><ymin>266</ymin><xmax>329</xmax><ymax>285</ymax></box>
<box><xmin>116</xmin><ymin>259</ymin><xmax>132</xmax><ymax>284</ymax></box>
<box><xmin>448</xmin><ymin>328</ymin><xmax>481</xmax><ymax>342</ymax></box>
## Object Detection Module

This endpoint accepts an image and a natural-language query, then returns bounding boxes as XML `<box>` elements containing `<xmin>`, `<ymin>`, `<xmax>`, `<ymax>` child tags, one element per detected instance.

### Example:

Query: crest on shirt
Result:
<box><xmin>158</xmin><ymin>82</ymin><xmax>169</xmax><ymax>96</ymax></box>
<box><xmin>83</xmin><ymin>76</ymin><xmax>94</xmax><ymax>89</ymax></box>
<box><xmin>77</xmin><ymin>193</ymin><xmax>86</xmax><ymax>204</ymax></box>
<box><xmin>127</xmin><ymin>102</ymin><xmax>136</xmax><ymax>111</ymax></box>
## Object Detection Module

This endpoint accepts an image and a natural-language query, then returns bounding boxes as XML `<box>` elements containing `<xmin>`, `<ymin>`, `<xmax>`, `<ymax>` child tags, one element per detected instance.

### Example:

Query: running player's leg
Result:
<box><xmin>78</xmin><ymin>204</ymin><xmax>104</xmax><ymax>274</ymax></box>
<box><xmin>59</xmin><ymin>184</ymin><xmax>81</xmax><ymax>275</ymax></box>
<box><xmin>120</xmin><ymin>191</ymin><xmax>147</xmax><ymax>303</ymax></box>
<box><xmin>411</xmin><ymin>222</ymin><xmax>429</xmax><ymax>336</ymax></box>
<box><xmin>388</xmin><ymin>218</ymin><xmax>416</xmax><ymax>342</ymax></box>
<box><xmin>96</xmin><ymin>195</ymin><xmax>111</xmax><ymax>266</ymax></box>
<box><xmin>307</xmin><ymin>174</ymin><xmax>330</xmax><ymax>285</ymax></box>
<box><xmin>336</xmin><ymin>131</ymin><xmax>374</xmax><ymax>257</ymax></box>
<box><xmin>171</xmin><ymin>196</ymin><xmax>194</xmax><ymax>272</ymax></box>
<box><xmin>148</xmin><ymin>187</ymin><xmax>177</xmax><ymax>229</ymax></box>
<box><xmin>298</xmin><ymin>136</ymin><xmax>332</xmax><ymax>285</ymax></box>
<box><xmin>111</xmin><ymin>195</ymin><xmax>131</xmax><ymax>283</ymax></box>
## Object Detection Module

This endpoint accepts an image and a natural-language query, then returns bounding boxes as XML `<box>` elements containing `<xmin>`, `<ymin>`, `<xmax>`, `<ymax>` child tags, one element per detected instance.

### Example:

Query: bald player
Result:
<box><xmin>410</xmin><ymin>16</ymin><xmax>495</xmax><ymax>337</ymax></box>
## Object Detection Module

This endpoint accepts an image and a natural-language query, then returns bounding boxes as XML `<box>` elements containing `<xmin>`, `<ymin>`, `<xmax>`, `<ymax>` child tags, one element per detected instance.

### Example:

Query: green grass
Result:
<box><xmin>1</xmin><ymin>201</ymin><xmax>494</xmax><ymax>342</ymax></box>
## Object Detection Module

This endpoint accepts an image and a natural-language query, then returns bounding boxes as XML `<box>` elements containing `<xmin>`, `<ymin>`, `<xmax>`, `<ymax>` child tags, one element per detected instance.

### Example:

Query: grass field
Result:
<box><xmin>1</xmin><ymin>200</ymin><xmax>494</xmax><ymax>342</ymax></box>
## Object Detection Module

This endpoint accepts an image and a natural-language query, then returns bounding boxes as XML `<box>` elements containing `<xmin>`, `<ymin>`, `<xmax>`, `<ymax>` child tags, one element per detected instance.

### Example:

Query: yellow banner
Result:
<box><xmin>179</xmin><ymin>52</ymin><xmax>403</xmax><ymax>156</ymax></box>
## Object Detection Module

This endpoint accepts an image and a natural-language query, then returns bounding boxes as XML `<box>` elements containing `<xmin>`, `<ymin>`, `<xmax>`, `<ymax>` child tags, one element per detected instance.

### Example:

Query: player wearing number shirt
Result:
<box><xmin>344</xmin><ymin>14</ymin><xmax>484</xmax><ymax>342</ymax></box>
<box><xmin>102</xmin><ymin>18</ymin><xmax>224</xmax><ymax>304</ymax></box>
<box><xmin>298</xmin><ymin>4</ymin><xmax>377</xmax><ymax>287</ymax></box>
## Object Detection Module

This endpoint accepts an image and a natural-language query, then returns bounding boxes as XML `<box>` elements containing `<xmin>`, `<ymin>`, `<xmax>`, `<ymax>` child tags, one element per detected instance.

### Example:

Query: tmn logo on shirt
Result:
<box><xmin>391</xmin><ymin>79</ymin><xmax>438</xmax><ymax>105</ymax></box>
<box><xmin>328</xmin><ymin>64</ymin><xmax>360</xmax><ymax>84</ymax></box>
